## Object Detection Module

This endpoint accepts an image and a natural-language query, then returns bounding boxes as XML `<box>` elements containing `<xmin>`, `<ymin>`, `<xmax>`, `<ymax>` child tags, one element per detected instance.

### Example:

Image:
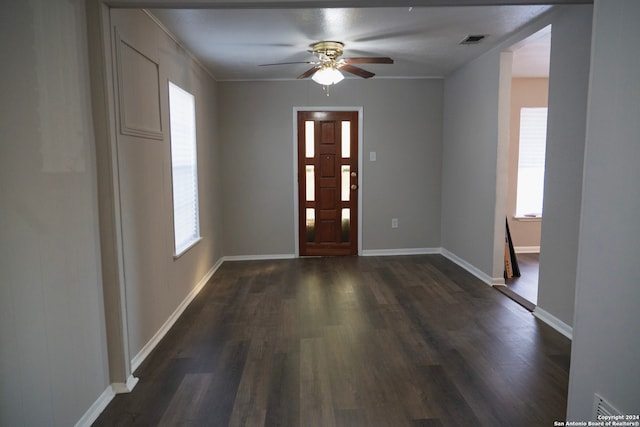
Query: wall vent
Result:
<box><xmin>593</xmin><ymin>393</ymin><xmax>622</xmax><ymax>419</ymax></box>
<box><xmin>460</xmin><ymin>35</ymin><xmax>486</xmax><ymax>45</ymax></box>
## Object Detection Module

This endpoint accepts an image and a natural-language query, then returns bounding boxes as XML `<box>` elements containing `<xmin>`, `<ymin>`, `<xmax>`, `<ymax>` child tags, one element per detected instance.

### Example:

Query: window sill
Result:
<box><xmin>173</xmin><ymin>237</ymin><xmax>202</xmax><ymax>259</ymax></box>
<box><xmin>514</xmin><ymin>216</ymin><xmax>542</xmax><ymax>222</ymax></box>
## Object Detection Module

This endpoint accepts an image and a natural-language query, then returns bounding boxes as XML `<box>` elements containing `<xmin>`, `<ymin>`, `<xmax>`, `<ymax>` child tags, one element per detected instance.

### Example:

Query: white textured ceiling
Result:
<box><xmin>148</xmin><ymin>5</ymin><xmax>554</xmax><ymax>81</ymax></box>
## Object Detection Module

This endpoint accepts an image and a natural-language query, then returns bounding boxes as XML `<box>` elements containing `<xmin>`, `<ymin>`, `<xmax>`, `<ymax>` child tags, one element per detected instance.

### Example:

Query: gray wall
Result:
<box><xmin>0</xmin><ymin>5</ymin><xmax>224</xmax><ymax>425</ymax></box>
<box><xmin>536</xmin><ymin>5</ymin><xmax>592</xmax><ymax>328</ymax></box>
<box><xmin>6</xmin><ymin>1</ymin><xmax>638</xmax><ymax>424</ymax></box>
<box><xmin>568</xmin><ymin>0</ymin><xmax>640</xmax><ymax>419</ymax></box>
<box><xmin>441</xmin><ymin>50</ymin><xmax>502</xmax><ymax>280</ymax></box>
<box><xmin>0</xmin><ymin>0</ymin><xmax>110</xmax><ymax>425</ymax></box>
<box><xmin>441</xmin><ymin>6</ymin><xmax>592</xmax><ymax>292</ymax></box>
<box><xmin>110</xmin><ymin>9</ymin><xmax>223</xmax><ymax>362</ymax></box>
<box><xmin>219</xmin><ymin>79</ymin><xmax>443</xmax><ymax>256</ymax></box>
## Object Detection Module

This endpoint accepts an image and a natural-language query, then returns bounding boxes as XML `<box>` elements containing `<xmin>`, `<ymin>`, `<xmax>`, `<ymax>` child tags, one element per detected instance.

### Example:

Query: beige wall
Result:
<box><xmin>0</xmin><ymin>1</ymin><xmax>110</xmax><ymax>425</ymax></box>
<box><xmin>506</xmin><ymin>78</ymin><xmax>548</xmax><ymax>249</ymax></box>
<box><xmin>109</xmin><ymin>9</ymin><xmax>223</xmax><ymax>362</ymax></box>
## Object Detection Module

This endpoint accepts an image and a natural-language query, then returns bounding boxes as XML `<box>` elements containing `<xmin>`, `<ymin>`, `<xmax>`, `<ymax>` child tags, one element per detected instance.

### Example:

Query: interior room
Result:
<box><xmin>1</xmin><ymin>0</ymin><xmax>638</xmax><ymax>425</ymax></box>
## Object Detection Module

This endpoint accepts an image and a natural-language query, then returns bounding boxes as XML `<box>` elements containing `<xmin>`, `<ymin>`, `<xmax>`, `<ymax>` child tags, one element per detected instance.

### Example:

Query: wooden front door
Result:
<box><xmin>298</xmin><ymin>111</ymin><xmax>359</xmax><ymax>256</ymax></box>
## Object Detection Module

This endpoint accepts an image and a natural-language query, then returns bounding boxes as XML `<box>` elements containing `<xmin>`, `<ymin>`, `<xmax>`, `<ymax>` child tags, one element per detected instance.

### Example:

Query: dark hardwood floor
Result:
<box><xmin>93</xmin><ymin>255</ymin><xmax>570</xmax><ymax>427</ymax></box>
<box><xmin>506</xmin><ymin>253</ymin><xmax>540</xmax><ymax>305</ymax></box>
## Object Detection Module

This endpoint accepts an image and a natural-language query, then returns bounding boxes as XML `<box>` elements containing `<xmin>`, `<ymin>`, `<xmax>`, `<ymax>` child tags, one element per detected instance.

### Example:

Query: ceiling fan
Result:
<box><xmin>260</xmin><ymin>41</ymin><xmax>394</xmax><ymax>85</ymax></box>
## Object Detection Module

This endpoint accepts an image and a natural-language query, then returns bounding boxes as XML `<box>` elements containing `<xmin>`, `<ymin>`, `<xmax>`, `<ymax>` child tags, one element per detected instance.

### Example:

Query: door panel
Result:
<box><xmin>298</xmin><ymin>111</ymin><xmax>358</xmax><ymax>256</ymax></box>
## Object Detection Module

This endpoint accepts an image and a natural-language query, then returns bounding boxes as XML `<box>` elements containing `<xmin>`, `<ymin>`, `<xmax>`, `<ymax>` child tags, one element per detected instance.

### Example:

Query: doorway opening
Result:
<box><xmin>498</xmin><ymin>25</ymin><xmax>551</xmax><ymax>309</ymax></box>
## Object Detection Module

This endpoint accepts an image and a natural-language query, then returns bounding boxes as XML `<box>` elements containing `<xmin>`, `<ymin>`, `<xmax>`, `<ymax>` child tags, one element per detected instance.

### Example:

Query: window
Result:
<box><xmin>168</xmin><ymin>82</ymin><xmax>200</xmax><ymax>255</ymax></box>
<box><xmin>516</xmin><ymin>107</ymin><xmax>547</xmax><ymax>218</ymax></box>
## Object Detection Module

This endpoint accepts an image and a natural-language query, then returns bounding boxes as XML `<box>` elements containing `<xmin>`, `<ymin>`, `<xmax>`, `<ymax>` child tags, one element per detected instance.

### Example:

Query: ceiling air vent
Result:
<box><xmin>460</xmin><ymin>35</ymin><xmax>486</xmax><ymax>45</ymax></box>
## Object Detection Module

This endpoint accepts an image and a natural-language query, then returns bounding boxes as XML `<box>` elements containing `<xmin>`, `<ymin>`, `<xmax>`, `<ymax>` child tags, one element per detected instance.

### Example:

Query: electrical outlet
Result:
<box><xmin>391</xmin><ymin>218</ymin><xmax>398</xmax><ymax>228</ymax></box>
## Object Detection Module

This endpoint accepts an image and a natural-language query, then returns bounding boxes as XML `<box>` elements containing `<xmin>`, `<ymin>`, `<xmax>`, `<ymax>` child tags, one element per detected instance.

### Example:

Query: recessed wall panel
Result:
<box><xmin>116</xmin><ymin>35</ymin><xmax>163</xmax><ymax>140</ymax></box>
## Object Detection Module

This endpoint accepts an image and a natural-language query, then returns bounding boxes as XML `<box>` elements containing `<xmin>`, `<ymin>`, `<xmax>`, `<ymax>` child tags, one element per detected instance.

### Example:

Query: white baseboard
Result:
<box><xmin>111</xmin><ymin>374</ymin><xmax>139</xmax><ymax>394</ymax></box>
<box><xmin>77</xmin><ymin>260</ymin><xmax>224</xmax><ymax>427</ymax></box>
<box><xmin>533</xmin><ymin>307</ymin><xmax>573</xmax><ymax>340</ymax></box>
<box><xmin>361</xmin><ymin>247</ymin><xmax>440</xmax><ymax>257</ymax></box>
<box><xmin>491</xmin><ymin>276</ymin><xmax>506</xmax><ymax>286</ymax></box>
<box><xmin>74</xmin><ymin>385</ymin><xmax>115</xmax><ymax>427</ymax></box>
<box><xmin>223</xmin><ymin>254</ymin><xmax>296</xmax><ymax>262</ymax></box>
<box><xmin>515</xmin><ymin>246</ymin><xmax>540</xmax><ymax>253</ymax></box>
<box><xmin>130</xmin><ymin>258</ymin><xmax>224</xmax><ymax>373</ymax></box>
<box><xmin>440</xmin><ymin>248</ymin><xmax>502</xmax><ymax>286</ymax></box>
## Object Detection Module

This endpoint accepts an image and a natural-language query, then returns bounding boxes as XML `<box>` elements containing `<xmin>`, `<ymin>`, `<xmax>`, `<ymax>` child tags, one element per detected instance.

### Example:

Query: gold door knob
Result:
<box><xmin>351</xmin><ymin>171</ymin><xmax>357</xmax><ymax>177</ymax></box>
<box><xmin>351</xmin><ymin>184</ymin><xmax>358</xmax><ymax>190</ymax></box>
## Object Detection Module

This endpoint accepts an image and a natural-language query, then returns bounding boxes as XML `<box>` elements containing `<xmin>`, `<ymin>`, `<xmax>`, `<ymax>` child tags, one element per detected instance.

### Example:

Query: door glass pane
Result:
<box><xmin>341</xmin><ymin>121</ymin><xmax>350</xmax><ymax>158</ymax></box>
<box><xmin>306</xmin><ymin>165</ymin><xmax>315</xmax><ymax>201</ymax></box>
<box><xmin>305</xmin><ymin>121</ymin><xmax>314</xmax><ymax>158</ymax></box>
<box><xmin>341</xmin><ymin>209</ymin><xmax>350</xmax><ymax>242</ymax></box>
<box><xmin>341</xmin><ymin>165</ymin><xmax>350</xmax><ymax>201</ymax></box>
<box><xmin>306</xmin><ymin>208</ymin><xmax>315</xmax><ymax>242</ymax></box>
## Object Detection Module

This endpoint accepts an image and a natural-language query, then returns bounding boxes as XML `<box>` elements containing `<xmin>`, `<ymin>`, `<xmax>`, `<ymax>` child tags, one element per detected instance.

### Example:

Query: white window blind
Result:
<box><xmin>516</xmin><ymin>107</ymin><xmax>548</xmax><ymax>217</ymax></box>
<box><xmin>168</xmin><ymin>82</ymin><xmax>200</xmax><ymax>255</ymax></box>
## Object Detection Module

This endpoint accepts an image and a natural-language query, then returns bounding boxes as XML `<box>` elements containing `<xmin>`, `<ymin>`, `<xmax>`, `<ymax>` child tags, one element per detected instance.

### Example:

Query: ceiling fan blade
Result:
<box><xmin>297</xmin><ymin>66</ymin><xmax>319</xmax><ymax>79</ymax></box>
<box><xmin>259</xmin><ymin>61</ymin><xmax>314</xmax><ymax>66</ymax></box>
<box><xmin>343</xmin><ymin>57</ymin><xmax>394</xmax><ymax>64</ymax></box>
<box><xmin>339</xmin><ymin>64</ymin><xmax>375</xmax><ymax>79</ymax></box>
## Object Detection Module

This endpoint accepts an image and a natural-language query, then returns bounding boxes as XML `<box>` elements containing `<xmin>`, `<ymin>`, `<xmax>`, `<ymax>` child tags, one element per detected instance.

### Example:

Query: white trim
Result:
<box><xmin>533</xmin><ymin>307</ymin><xmax>573</xmax><ymax>340</ymax></box>
<box><xmin>494</xmin><ymin>50</ymin><xmax>513</xmax><ymax>289</ymax></box>
<box><xmin>292</xmin><ymin>109</ymin><xmax>299</xmax><ymax>256</ymax></box>
<box><xmin>130</xmin><ymin>259</ymin><xmax>223</xmax><ymax>372</ymax></box>
<box><xmin>74</xmin><ymin>386</ymin><xmax>115</xmax><ymax>427</ymax></box>
<box><xmin>173</xmin><ymin>236</ymin><xmax>203</xmax><ymax>259</ymax></box>
<box><xmin>361</xmin><ymin>248</ymin><xmax>440</xmax><ymax>257</ymax></box>
<box><xmin>111</xmin><ymin>374</ymin><xmax>139</xmax><ymax>394</ymax></box>
<box><xmin>114</xmin><ymin>30</ymin><xmax>164</xmax><ymax>140</ymax></box>
<box><xmin>514</xmin><ymin>216</ymin><xmax>542</xmax><ymax>222</ymax></box>
<box><xmin>223</xmin><ymin>254</ymin><xmax>296</xmax><ymax>262</ymax></box>
<box><xmin>515</xmin><ymin>245</ymin><xmax>540</xmax><ymax>253</ymax></box>
<box><xmin>440</xmin><ymin>248</ymin><xmax>504</xmax><ymax>286</ymax></box>
<box><xmin>491</xmin><ymin>277</ymin><xmax>507</xmax><ymax>286</ymax></box>
<box><xmin>292</xmin><ymin>107</ymin><xmax>364</xmax><ymax>257</ymax></box>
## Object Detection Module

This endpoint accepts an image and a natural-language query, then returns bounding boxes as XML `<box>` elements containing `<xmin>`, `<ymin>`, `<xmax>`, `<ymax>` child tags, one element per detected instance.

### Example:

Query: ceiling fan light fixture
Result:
<box><xmin>312</xmin><ymin>65</ymin><xmax>344</xmax><ymax>85</ymax></box>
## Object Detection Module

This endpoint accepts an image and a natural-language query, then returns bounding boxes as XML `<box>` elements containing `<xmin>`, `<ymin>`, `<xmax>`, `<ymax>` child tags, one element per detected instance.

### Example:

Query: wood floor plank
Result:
<box><xmin>158</xmin><ymin>373</ymin><xmax>214</xmax><ymax>426</ymax></box>
<box><xmin>264</xmin><ymin>351</ymin><xmax>300</xmax><ymax>427</ymax></box>
<box><xmin>418</xmin><ymin>364</ymin><xmax>481</xmax><ymax>426</ymax></box>
<box><xmin>191</xmin><ymin>339</ymin><xmax>250</xmax><ymax>427</ymax></box>
<box><xmin>227</xmin><ymin>334</ymin><xmax>272</xmax><ymax>427</ymax></box>
<box><xmin>93</xmin><ymin>255</ymin><xmax>571</xmax><ymax>427</ymax></box>
<box><xmin>334</xmin><ymin>408</ymin><xmax>368</xmax><ymax>427</ymax></box>
<box><xmin>300</xmin><ymin>337</ymin><xmax>336</xmax><ymax>427</ymax></box>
